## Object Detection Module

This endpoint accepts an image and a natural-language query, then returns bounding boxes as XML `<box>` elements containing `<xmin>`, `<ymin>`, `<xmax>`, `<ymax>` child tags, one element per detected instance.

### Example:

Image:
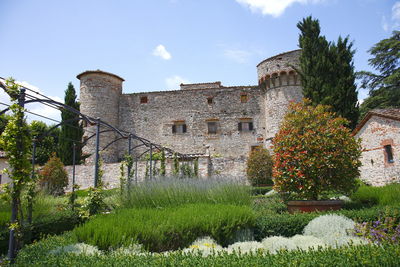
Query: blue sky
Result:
<box><xmin>0</xmin><ymin>0</ymin><xmax>399</xmax><ymax>122</ymax></box>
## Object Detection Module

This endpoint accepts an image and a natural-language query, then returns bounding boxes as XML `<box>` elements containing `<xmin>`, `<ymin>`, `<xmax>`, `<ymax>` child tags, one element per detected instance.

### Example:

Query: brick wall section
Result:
<box><xmin>355</xmin><ymin>115</ymin><xmax>400</xmax><ymax>186</ymax></box>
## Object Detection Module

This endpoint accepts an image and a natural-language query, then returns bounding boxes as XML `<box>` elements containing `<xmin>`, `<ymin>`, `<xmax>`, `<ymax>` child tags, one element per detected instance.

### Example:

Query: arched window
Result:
<box><xmin>288</xmin><ymin>71</ymin><xmax>295</xmax><ymax>85</ymax></box>
<box><xmin>280</xmin><ymin>71</ymin><xmax>288</xmax><ymax>86</ymax></box>
<box><xmin>271</xmin><ymin>73</ymin><xmax>278</xmax><ymax>87</ymax></box>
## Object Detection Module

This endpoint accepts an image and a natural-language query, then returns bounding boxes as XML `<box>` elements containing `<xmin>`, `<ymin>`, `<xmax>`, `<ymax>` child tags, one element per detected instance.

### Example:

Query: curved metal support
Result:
<box><xmin>101</xmin><ymin>136</ymin><xmax>126</xmax><ymax>151</ymax></box>
<box><xmin>35</xmin><ymin>117</ymin><xmax>83</xmax><ymax>141</ymax></box>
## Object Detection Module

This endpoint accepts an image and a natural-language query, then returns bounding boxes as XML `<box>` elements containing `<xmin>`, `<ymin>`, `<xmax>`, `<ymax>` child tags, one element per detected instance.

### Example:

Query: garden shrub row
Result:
<box><xmin>14</xmin><ymin>233</ymin><xmax>400</xmax><ymax>267</ymax></box>
<box><xmin>0</xmin><ymin>209</ymin><xmax>82</xmax><ymax>255</ymax></box>
<box><xmin>351</xmin><ymin>183</ymin><xmax>400</xmax><ymax>206</ymax></box>
<box><xmin>254</xmin><ymin>205</ymin><xmax>400</xmax><ymax>239</ymax></box>
<box><xmin>73</xmin><ymin>204</ymin><xmax>255</xmax><ymax>252</ymax></box>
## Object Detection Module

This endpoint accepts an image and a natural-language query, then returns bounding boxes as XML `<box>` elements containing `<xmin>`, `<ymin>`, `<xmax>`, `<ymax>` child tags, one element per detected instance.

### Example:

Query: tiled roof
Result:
<box><xmin>354</xmin><ymin>108</ymin><xmax>400</xmax><ymax>134</ymax></box>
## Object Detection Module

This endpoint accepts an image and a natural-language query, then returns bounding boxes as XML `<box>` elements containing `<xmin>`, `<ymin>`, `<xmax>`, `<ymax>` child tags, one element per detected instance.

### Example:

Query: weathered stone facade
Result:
<box><xmin>354</xmin><ymin>109</ymin><xmax>400</xmax><ymax>186</ymax></box>
<box><xmin>74</xmin><ymin>50</ymin><xmax>303</xmax><ymax>188</ymax></box>
<box><xmin>0</xmin><ymin>151</ymin><xmax>10</xmax><ymax>184</ymax></box>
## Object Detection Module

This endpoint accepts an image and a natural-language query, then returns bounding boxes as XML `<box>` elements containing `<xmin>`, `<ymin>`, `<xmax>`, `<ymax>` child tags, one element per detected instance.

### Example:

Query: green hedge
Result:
<box><xmin>351</xmin><ymin>183</ymin><xmax>400</xmax><ymax>205</ymax></box>
<box><xmin>14</xmin><ymin>233</ymin><xmax>400</xmax><ymax>267</ymax></box>
<box><xmin>74</xmin><ymin>204</ymin><xmax>255</xmax><ymax>252</ymax></box>
<box><xmin>254</xmin><ymin>205</ymin><xmax>400</xmax><ymax>239</ymax></box>
<box><xmin>0</xmin><ymin>210</ymin><xmax>82</xmax><ymax>255</ymax></box>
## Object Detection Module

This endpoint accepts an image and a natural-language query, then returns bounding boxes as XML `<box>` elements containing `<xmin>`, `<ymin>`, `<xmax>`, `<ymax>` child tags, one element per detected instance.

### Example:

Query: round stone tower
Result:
<box><xmin>257</xmin><ymin>50</ymin><xmax>303</xmax><ymax>146</ymax></box>
<box><xmin>77</xmin><ymin>70</ymin><xmax>124</xmax><ymax>163</ymax></box>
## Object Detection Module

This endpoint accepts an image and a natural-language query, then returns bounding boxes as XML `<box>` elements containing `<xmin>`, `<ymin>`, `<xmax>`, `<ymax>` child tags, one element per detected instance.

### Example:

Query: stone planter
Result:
<box><xmin>287</xmin><ymin>200</ymin><xmax>344</xmax><ymax>214</ymax></box>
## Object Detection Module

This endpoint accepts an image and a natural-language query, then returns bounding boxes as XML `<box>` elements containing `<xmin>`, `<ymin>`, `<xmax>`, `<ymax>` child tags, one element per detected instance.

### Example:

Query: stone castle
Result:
<box><xmin>76</xmin><ymin>49</ymin><xmax>303</xmax><ymax>179</ymax></box>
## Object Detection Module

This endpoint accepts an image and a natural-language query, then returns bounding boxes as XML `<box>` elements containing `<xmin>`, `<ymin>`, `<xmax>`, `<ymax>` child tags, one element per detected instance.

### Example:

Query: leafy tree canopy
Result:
<box><xmin>357</xmin><ymin>31</ymin><xmax>400</xmax><ymax>119</ymax></box>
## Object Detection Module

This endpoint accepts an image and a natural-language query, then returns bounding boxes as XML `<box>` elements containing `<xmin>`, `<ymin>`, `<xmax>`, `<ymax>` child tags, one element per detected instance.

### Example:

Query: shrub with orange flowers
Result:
<box><xmin>272</xmin><ymin>99</ymin><xmax>361</xmax><ymax>200</ymax></box>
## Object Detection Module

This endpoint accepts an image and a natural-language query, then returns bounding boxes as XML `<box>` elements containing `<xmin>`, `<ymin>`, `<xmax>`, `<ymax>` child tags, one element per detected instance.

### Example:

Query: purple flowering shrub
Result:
<box><xmin>354</xmin><ymin>217</ymin><xmax>400</xmax><ymax>244</ymax></box>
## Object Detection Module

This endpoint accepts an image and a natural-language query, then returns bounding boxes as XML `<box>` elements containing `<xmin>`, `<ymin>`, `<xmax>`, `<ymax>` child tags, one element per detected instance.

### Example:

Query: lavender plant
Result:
<box><xmin>354</xmin><ymin>217</ymin><xmax>400</xmax><ymax>244</ymax></box>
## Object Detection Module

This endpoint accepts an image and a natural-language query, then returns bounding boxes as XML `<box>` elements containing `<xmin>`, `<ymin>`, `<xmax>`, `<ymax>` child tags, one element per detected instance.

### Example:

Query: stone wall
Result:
<box><xmin>355</xmin><ymin>115</ymin><xmax>400</xmax><ymax>186</ymax></box>
<box><xmin>77</xmin><ymin>50</ymin><xmax>304</xmax><ymax>178</ymax></box>
<box><xmin>257</xmin><ymin>50</ymin><xmax>303</xmax><ymax>144</ymax></box>
<box><xmin>78</xmin><ymin>71</ymin><xmax>124</xmax><ymax>163</ymax></box>
<box><xmin>0</xmin><ymin>158</ymin><xmax>10</xmax><ymax>184</ymax></box>
<box><xmin>118</xmin><ymin>86</ymin><xmax>266</xmax><ymax>159</ymax></box>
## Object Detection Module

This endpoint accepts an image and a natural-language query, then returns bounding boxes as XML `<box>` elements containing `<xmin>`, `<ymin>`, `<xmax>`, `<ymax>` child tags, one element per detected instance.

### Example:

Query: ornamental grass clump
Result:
<box><xmin>121</xmin><ymin>177</ymin><xmax>250</xmax><ymax>208</ymax></box>
<box><xmin>272</xmin><ymin>99</ymin><xmax>362</xmax><ymax>200</ymax></box>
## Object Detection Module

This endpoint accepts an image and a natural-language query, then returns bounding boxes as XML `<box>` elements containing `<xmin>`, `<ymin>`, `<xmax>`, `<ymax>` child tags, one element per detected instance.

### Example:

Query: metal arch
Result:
<box><xmin>17</xmin><ymin>98</ymin><xmax>92</xmax><ymax>123</ymax></box>
<box><xmin>101</xmin><ymin>136</ymin><xmax>126</xmax><ymax>151</ymax></box>
<box><xmin>1</xmin><ymin>83</ymin><xmax>195</xmax><ymax>160</ymax></box>
<box><xmin>97</xmin><ymin>119</ymin><xmax>126</xmax><ymax>138</ymax></box>
<box><xmin>34</xmin><ymin>117</ymin><xmax>83</xmax><ymax>142</ymax></box>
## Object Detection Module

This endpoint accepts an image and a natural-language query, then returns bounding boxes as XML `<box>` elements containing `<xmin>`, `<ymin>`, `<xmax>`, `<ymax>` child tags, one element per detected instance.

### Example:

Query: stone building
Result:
<box><xmin>72</xmin><ymin>50</ymin><xmax>303</xmax><ymax>185</ymax></box>
<box><xmin>354</xmin><ymin>109</ymin><xmax>400</xmax><ymax>186</ymax></box>
<box><xmin>0</xmin><ymin>151</ymin><xmax>10</xmax><ymax>184</ymax></box>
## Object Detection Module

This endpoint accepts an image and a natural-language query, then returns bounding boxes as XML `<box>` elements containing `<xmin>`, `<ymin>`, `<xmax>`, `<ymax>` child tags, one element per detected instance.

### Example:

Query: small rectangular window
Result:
<box><xmin>172</xmin><ymin>122</ymin><xmax>187</xmax><ymax>134</ymax></box>
<box><xmin>238</xmin><ymin>120</ymin><xmax>254</xmax><ymax>132</ymax></box>
<box><xmin>384</xmin><ymin>145</ymin><xmax>394</xmax><ymax>163</ymax></box>
<box><xmin>207</xmin><ymin>97</ymin><xmax>213</xmax><ymax>104</ymax></box>
<box><xmin>240</xmin><ymin>94</ymin><xmax>248</xmax><ymax>103</ymax></box>
<box><xmin>207</xmin><ymin>121</ymin><xmax>217</xmax><ymax>134</ymax></box>
<box><xmin>140</xmin><ymin>96</ymin><xmax>148</xmax><ymax>104</ymax></box>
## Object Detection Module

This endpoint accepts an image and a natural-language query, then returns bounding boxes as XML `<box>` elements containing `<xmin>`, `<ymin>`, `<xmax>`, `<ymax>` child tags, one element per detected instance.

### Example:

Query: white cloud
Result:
<box><xmin>165</xmin><ymin>75</ymin><xmax>190</xmax><ymax>90</ymax></box>
<box><xmin>0</xmin><ymin>78</ymin><xmax>62</xmax><ymax>123</ymax></box>
<box><xmin>224</xmin><ymin>49</ymin><xmax>252</xmax><ymax>63</ymax></box>
<box><xmin>382</xmin><ymin>1</ymin><xmax>400</xmax><ymax>32</ymax></box>
<box><xmin>235</xmin><ymin>0</ymin><xmax>324</xmax><ymax>17</ymax></box>
<box><xmin>381</xmin><ymin>16</ymin><xmax>389</xmax><ymax>32</ymax></box>
<box><xmin>392</xmin><ymin>2</ymin><xmax>400</xmax><ymax>20</ymax></box>
<box><xmin>152</xmin><ymin>44</ymin><xmax>172</xmax><ymax>60</ymax></box>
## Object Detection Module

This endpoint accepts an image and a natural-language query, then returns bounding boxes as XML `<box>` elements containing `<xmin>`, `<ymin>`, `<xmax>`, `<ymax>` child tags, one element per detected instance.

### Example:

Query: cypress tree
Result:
<box><xmin>297</xmin><ymin>16</ymin><xmax>331</xmax><ymax>105</ymax></box>
<box><xmin>59</xmin><ymin>82</ymin><xmax>83</xmax><ymax>165</ymax></box>
<box><xmin>297</xmin><ymin>16</ymin><xmax>359</xmax><ymax>128</ymax></box>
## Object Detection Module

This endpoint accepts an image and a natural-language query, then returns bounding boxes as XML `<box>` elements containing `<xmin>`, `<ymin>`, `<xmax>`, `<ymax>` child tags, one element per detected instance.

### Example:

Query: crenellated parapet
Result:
<box><xmin>256</xmin><ymin>50</ymin><xmax>303</xmax><ymax>145</ymax></box>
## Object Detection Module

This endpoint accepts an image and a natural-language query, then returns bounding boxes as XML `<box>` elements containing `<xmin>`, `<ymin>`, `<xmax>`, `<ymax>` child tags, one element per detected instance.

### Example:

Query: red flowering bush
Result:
<box><xmin>272</xmin><ymin>99</ymin><xmax>361</xmax><ymax>200</ymax></box>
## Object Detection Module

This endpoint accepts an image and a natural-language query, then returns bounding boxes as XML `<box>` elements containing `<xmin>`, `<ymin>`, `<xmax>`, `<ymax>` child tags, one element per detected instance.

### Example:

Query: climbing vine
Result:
<box><xmin>0</xmin><ymin>78</ymin><xmax>32</xmax><ymax>258</ymax></box>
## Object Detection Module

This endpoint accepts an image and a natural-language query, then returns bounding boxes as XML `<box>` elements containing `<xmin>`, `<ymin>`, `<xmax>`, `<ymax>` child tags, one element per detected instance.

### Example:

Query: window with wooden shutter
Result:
<box><xmin>172</xmin><ymin>121</ymin><xmax>187</xmax><ymax>134</ymax></box>
<box><xmin>238</xmin><ymin>119</ymin><xmax>254</xmax><ymax>132</ymax></box>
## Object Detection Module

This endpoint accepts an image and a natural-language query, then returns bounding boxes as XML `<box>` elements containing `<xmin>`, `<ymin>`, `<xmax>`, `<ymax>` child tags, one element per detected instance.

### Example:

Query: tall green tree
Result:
<box><xmin>29</xmin><ymin>120</ymin><xmax>58</xmax><ymax>165</ymax></box>
<box><xmin>297</xmin><ymin>16</ymin><xmax>331</xmax><ymax>105</ymax></box>
<box><xmin>329</xmin><ymin>37</ymin><xmax>359</xmax><ymax>129</ymax></box>
<box><xmin>357</xmin><ymin>31</ymin><xmax>400</xmax><ymax>119</ymax></box>
<box><xmin>59</xmin><ymin>82</ymin><xmax>83</xmax><ymax>165</ymax></box>
<box><xmin>297</xmin><ymin>16</ymin><xmax>359</xmax><ymax>128</ymax></box>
